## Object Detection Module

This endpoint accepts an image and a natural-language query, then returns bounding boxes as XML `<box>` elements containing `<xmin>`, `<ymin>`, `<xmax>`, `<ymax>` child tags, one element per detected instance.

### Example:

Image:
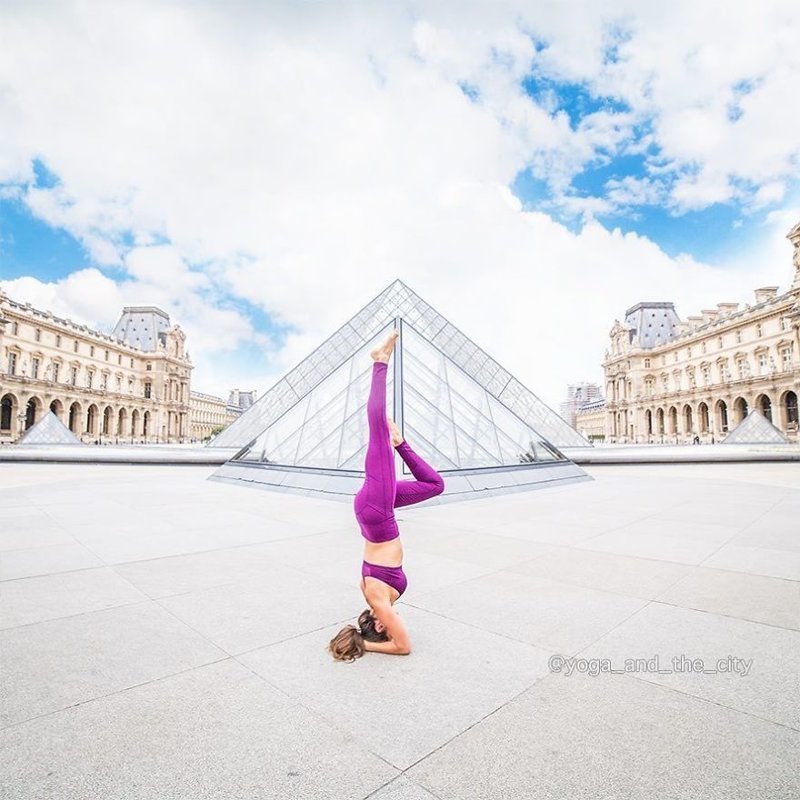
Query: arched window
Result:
<box><xmin>25</xmin><ymin>398</ymin><xmax>39</xmax><ymax>430</ymax></box>
<box><xmin>716</xmin><ymin>400</ymin><xmax>728</xmax><ymax>433</ymax></box>
<box><xmin>756</xmin><ymin>394</ymin><xmax>772</xmax><ymax>422</ymax></box>
<box><xmin>698</xmin><ymin>402</ymin><xmax>709</xmax><ymax>433</ymax></box>
<box><xmin>1</xmin><ymin>395</ymin><xmax>15</xmax><ymax>430</ymax></box>
<box><xmin>734</xmin><ymin>397</ymin><xmax>748</xmax><ymax>424</ymax></box>
<box><xmin>784</xmin><ymin>391</ymin><xmax>799</xmax><ymax>426</ymax></box>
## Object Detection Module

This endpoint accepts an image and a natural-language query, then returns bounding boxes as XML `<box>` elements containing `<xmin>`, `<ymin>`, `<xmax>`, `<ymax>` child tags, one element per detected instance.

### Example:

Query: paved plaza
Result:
<box><xmin>1</xmin><ymin>461</ymin><xmax>798</xmax><ymax>798</ymax></box>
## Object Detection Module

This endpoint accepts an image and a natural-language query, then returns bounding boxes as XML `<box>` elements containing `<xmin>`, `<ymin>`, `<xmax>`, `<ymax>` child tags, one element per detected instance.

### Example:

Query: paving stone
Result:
<box><xmin>407</xmin><ymin>671</ymin><xmax>800</xmax><ymax>799</ymax></box>
<box><xmin>0</xmin><ymin>658</ymin><xmax>397</xmax><ymax>800</ymax></box>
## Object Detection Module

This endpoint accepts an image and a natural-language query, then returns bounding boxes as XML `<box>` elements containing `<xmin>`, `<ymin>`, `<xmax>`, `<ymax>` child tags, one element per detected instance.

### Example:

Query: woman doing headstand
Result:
<box><xmin>328</xmin><ymin>329</ymin><xmax>445</xmax><ymax>661</ymax></box>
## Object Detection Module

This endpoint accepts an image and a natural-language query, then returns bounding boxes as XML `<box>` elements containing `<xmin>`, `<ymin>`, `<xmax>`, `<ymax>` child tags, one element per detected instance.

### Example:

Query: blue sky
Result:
<box><xmin>0</xmin><ymin>194</ymin><xmax>87</xmax><ymax>284</ymax></box>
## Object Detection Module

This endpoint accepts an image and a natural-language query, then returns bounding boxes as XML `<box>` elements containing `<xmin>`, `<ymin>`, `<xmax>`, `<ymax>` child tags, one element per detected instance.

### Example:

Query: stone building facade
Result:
<box><xmin>0</xmin><ymin>294</ymin><xmax>192</xmax><ymax>443</ymax></box>
<box><xmin>227</xmin><ymin>389</ymin><xmax>256</xmax><ymax>417</ymax></box>
<box><xmin>189</xmin><ymin>391</ymin><xmax>234</xmax><ymax>442</ymax></box>
<box><xmin>574</xmin><ymin>397</ymin><xmax>607</xmax><ymax>442</ymax></box>
<box><xmin>602</xmin><ymin>223</ymin><xmax>800</xmax><ymax>444</ymax></box>
<box><xmin>560</xmin><ymin>382</ymin><xmax>603</xmax><ymax>429</ymax></box>
<box><xmin>190</xmin><ymin>389</ymin><xmax>259</xmax><ymax>441</ymax></box>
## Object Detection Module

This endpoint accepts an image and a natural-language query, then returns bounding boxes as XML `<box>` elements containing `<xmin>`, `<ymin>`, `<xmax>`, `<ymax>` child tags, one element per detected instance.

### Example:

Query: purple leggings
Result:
<box><xmin>353</xmin><ymin>361</ymin><xmax>444</xmax><ymax>543</ymax></box>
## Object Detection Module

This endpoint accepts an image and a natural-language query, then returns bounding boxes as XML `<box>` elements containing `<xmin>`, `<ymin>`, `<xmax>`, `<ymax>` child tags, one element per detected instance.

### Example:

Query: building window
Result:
<box><xmin>70</xmin><ymin>366</ymin><xmax>78</xmax><ymax>386</ymax></box>
<box><xmin>736</xmin><ymin>330</ymin><xmax>742</xmax><ymax>344</ymax></box>
<box><xmin>687</xmin><ymin>347</ymin><xmax>692</xmax><ymax>358</ymax></box>
<box><xmin>53</xmin><ymin>362</ymin><xmax>60</xmax><ymax>383</ymax></box>
<box><xmin>101</xmin><ymin>373</ymin><xmax>108</xmax><ymax>391</ymax></box>
<box><xmin>8</xmin><ymin>352</ymin><xmax>17</xmax><ymax>375</ymax></box>
<box><xmin>702</xmin><ymin>366</ymin><xmax>710</xmax><ymax>385</ymax></box>
<box><xmin>644</xmin><ymin>358</ymin><xmax>650</xmax><ymax>368</ymax></box>
<box><xmin>11</xmin><ymin>321</ymin><xmax>18</xmax><ymax>335</ymax></box>
<box><xmin>781</xmin><ymin>347</ymin><xmax>793</xmax><ymax>371</ymax></box>
<box><xmin>756</xmin><ymin>323</ymin><xmax>763</xmax><ymax>338</ymax></box>
<box><xmin>736</xmin><ymin>359</ymin><xmax>746</xmax><ymax>380</ymax></box>
<box><xmin>130</xmin><ymin>357</ymin><xmax>134</xmax><ymax>368</ymax></box>
<box><xmin>144</xmin><ymin>382</ymin><xmax>152</xmax><ymax>399</ymax></box>
<box><xmin>35</xmin><ymin>328</ymin><xmax>41</xmax><ymax>342</ymax></box>
<box><xmin>780</xmin><ymin>317</ymin><xmax>787</xmax><ymax>331</ymax></box>
<box><xmin>673</xmin><ymin>351</ymin><xmax>678</xmax><ymax>362</ymax></box>
<box><xmin>31</xmin><ymin>357</ymin><xmax>40</xmax><ymax>379</ymax></box>
<box><xmin>128</xmin><ymin>378</ymin><xmax>134</xmax><ymax>393</ymax></box>
<box><xmin>718</xmin><ymin>336</ymin><xmax>723</xmax><ymax>349</ymax></box>
<box><xmin>118</xmin><ymin>354</ymin><xmax>122</xmax><ymax>365</ymax></box>
<box><xmin>105</xmin><ymin>349</ymin><xmax>109</xmax><ymax>361</ymax></box>
<box><xmin>56</xmin><ymin>334</ymin><xmax>62</xmax><ymax>347</ymax></box>
<box><xmin>661</xmin><ymin>355</ymin><xmax>666</xmax><ymax>366</ymax></box>
<box><xmin>90</xmin><ymin>345</ymin><xmax>95</xmax><ymax>357</ymax></box>
<box><xmin>87</xmin><ymin>370</ymin><xmax>94</xmax><ymax>389</ymax></box>
<box><xmin>116</xmin><ymin>376</ymin><xmax>122</xmax><ymax>392</ymax></box>
<box><xmin>146</xmin><ymin>362</ymin><xmax>152</xmax><ymax>371</ymax></box>
<box><xmin>73</xmin><ymin>340</ymin><xmax>79</xmax><ymax>353</ymax></box>
<box><xmin>701</xmin><ymin>341</ymin><xmax>707</xmax><ymax>354</ymax></box>
<box><xmin>758</xmin><ymin>353</ymin><xmax>768</xmax><ymax>375</ymax></box>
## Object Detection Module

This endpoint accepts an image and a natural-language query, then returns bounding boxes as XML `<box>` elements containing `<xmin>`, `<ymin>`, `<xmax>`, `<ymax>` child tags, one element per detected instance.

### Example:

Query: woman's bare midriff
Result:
<box><xmin>363</xmin><ymin>536</ymin><xmax>403</xmax><ymax>567</ymax></box>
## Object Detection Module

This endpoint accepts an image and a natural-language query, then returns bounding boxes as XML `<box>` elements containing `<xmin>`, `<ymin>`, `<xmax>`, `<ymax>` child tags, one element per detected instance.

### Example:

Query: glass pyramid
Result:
<box><xmin>210</xmin><ymin>279</ymin><xmax>589</xmax><ymax>450</ymax></box>
<box><xmin>17</xmin><ymin>411</ymin><xmax>82</xmax><ymax>446</ymax></box>
<box><xmin>722</xmin><ymin>409</ymin><xmax>790</xmax><ymax>444</ymax></box>
<box><xmin>210</xmin><ymin>282</ymin><xmax>590</xmax><ymax>503</ymax></box>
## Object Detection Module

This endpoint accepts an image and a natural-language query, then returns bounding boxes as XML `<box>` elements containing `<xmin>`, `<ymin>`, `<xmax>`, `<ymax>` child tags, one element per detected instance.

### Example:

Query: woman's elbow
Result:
<box><xmin>396</xmin><ymin>641</ymin><xmax>412</xmax><ymax>655</ymax></box>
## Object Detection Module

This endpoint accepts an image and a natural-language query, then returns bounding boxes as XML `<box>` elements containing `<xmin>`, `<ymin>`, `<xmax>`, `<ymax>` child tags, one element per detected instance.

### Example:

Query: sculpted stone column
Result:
<box><xmin>788</xmin><ymin>222</ymin><xmax>800</xmax><ymax>288</ymax></box>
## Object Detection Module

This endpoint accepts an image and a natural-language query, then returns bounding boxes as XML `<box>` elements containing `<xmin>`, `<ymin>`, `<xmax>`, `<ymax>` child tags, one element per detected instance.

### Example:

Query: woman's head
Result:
<box><xmin>328</xmin><ymin>608</ymin><xmax>389</xmax><ymax>662</ymax></box>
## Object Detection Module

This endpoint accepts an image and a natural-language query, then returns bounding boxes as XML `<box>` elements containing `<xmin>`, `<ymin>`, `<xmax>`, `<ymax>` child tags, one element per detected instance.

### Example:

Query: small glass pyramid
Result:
<box><xmin>722</xmin><ymin>409</ymin><xmax>790</xmax><ymax>444</ymax></box>
<box><xmin>17</xmin><ymin>411</ymin><xmax>82</xmax><ymax>446</ymax></box>
<box><xmin>210</xmin><ymin>281</ymin><xmax>590</xmax><ymax>503</ymax></box>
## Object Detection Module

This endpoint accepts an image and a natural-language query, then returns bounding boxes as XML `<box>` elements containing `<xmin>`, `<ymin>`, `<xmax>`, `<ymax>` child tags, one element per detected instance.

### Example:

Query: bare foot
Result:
<box><xmin>388</xmin><ymin>418</ymin><xmax>404</xmax><ymax>447</ymax></box>
<box><xmin>370</xmin><ymin>329</ymin><xmax>399</xmax><ymax>363</ymax></box>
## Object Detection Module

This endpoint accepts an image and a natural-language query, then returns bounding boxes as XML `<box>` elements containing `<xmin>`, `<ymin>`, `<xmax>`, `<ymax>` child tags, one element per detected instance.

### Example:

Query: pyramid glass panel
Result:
<box><xmin>722</xmin><ymin>410</ymin><xmax>790</xmax><ymax>444</ymax></box>
<box><xmin>232</xmin><ymin>323</ymin><xmax>395</xmax><ymax>469</ymax></box>
<box><xmin>401</xmin><ymin>322</ymin><xmax>564</xmax><ymax>472</ymax></box>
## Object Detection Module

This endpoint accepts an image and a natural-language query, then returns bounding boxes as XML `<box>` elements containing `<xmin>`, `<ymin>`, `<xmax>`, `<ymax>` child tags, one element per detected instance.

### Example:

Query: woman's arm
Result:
<box><xmin>367</xmin><ymin>603</ymin><xmax>412</xmax><ymax>655</ymax></box>
<box><xmin>363</xmin><ymin>638</ymin><xmax>411</xmax><ymax>655</ymax></box>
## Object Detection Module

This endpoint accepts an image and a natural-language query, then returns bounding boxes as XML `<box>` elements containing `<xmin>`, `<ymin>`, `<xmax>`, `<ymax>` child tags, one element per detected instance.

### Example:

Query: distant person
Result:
<box><xmin>328</xmin><ymin>330</ymin><xmax>445</xmax><ymax>661</ymax></box>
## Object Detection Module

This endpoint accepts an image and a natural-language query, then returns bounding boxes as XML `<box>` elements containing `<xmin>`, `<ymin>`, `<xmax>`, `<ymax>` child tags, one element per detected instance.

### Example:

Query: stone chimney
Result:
<box><xmin>700</xmin><ymin>309</ymin><xmax>720</xmax><ymax>324</ymax></box>
<box><xmin>686</xmin><ymin>315</ymin><xmax>704</xmax><ymax>330</ymax></box>
<box><xmin>754</xmin><ymin>286</ymin><xmax>779</xmax><ymax>304</ymax></box>
<box><xmin>717</xmin><ymin>302</ymin><xmax>739</xmax><ymax>317</ymax></box>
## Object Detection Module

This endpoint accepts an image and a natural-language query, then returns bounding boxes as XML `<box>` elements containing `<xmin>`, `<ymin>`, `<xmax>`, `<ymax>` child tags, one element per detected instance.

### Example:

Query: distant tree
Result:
<box><xmin>204</xmin><ymin>425</ymin><xmax>226</xmax><ymax>442</ymax></box>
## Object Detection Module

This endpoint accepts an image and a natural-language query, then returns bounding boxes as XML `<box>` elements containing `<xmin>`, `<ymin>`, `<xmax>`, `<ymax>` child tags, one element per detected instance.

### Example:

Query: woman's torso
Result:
<box><xmin>362</xmin><ymin>536</ymin><xmax>403</xmax><ymax>567</ymax></box>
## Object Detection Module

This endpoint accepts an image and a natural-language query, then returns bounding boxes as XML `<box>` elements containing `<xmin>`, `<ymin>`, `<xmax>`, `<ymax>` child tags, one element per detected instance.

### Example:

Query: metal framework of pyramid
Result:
<box><xmin>209</xmin><ymin>280</ymin><xmax>591</xmax><ymax>503</ymax></box>
<box><xmin>17</xmin><ymin>411</ymin><xmax>82</xmax><ymax>445</ymax></box>
<box><xmin>721</xmin><ymin>409</ymin><xmax>790</xmax><ymax>444</ymax></box>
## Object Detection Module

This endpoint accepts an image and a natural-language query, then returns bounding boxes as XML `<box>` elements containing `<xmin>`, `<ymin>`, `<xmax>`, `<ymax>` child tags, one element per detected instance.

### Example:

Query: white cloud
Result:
<box><xmin>0</xmin><ymin>0</ymin><xmax>798</xmax><ymax>408</ymax></box>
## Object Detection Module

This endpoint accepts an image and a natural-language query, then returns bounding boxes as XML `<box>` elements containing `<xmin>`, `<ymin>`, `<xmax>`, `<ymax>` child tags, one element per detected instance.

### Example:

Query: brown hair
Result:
<box><xmin>328</xmin><ymin>609</ymin><xmax>389</xmax><ymax>662</ymax></box>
